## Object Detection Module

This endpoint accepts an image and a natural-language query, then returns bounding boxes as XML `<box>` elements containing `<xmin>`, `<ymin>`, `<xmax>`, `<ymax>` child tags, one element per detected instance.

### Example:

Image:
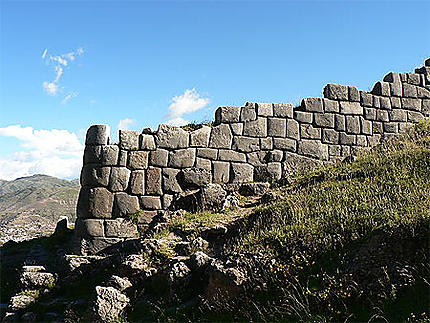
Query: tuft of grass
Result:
<box><xmin>169</xmin><ymin>211</ymin><xmax>229</xmax><ymax>232</ymax></box>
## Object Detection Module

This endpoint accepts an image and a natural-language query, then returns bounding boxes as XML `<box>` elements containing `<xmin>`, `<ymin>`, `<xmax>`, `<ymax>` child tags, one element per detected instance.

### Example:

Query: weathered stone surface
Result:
<box><xmin>239</xmin><ymin>182</ymin><xmax>270</xmax><ymax>196</ymax></box>
<box><xmin>380</xmin><ymin>97</ymin><xmax>391</xmax><ymax>109</ymax></box>
<box><xmin>401</xmin><ymin>98</ymin><xmax>421</xmax><ymax>111</ymax></box>
<box><xmin>209</xmin><ymin>124</ymin><xmax>233</xmax><ymax>148</ymax></box>
<box><xmin>212</xmin><ymin>161</ymin><xmax>230</xmax><ymax>183</ymax></box>
<box><xmin>417</xmin><ymin>87</ymin><xmax>430</xmax><ymax>98</ymax></box>
<box><xmin>260</xmin><ymin>137</ymin><xmax>273</xmax><ymax>150</ymax></box>
<box><xmin>240</xmin><ymin>105</ymin><xmax>257</xmax><ymax>122</ymax></box>
<box><xmin>360</xmin><ymin>118</ymin><xmax>372</xmax><ymax>135</ymax></box>
<box><xmin>257</xmin><ymin>103</ymin><xmax>273</xmax><ymax>116</ymax></box>
<box><xmin>81</xmin><ymin>165</ymin><xmax>111</xmax><ymax>187</ymax></box>
<box><xmin>129</xmin><ymin>150</ymin><xmax>149</xmax><ymax>169</ymax></box>
<box><xmin>349</xmin><ymin>86</ymin><xmax>360</xmax><ymax>101</ymax></box>
<box><xmin>156</xmin><ymin>124</ymin><xmax>189</xmax><ymax>149</ymax></box>
<box><xmin>391</xmin><ymin>97</ymin><xmax>401</xmax><ymax>108</ymax></box>
<box><xmin>140</xmin><ymin>134</ymin><xmax>156</xmax><ymax>150</ymax></box>
<box><xmin>190</xmin><ymin>126</ymin><xmax>211</xmax><ymax>147</ymax></box>
<box><xmin>407</xmin><ymin>111</ymin><xmax>424</xmax><ymax>123</ymax></box>
<box><xmin>301</xmin><ymin>124</ymin><xmax>321</xmax><ymax>139</ymax></box>
<box><xmin>78</xmin><ymin>237</ymin><xmax>123</xmax><ymax>255</ymax></box>
<box><xmin>181</xmin><ymin>168</ymin><xmax>212</xmax><ymax>189</ymax></box>
<box><xmin>267</xmin><ymin>117</ymin><xmax>286</xmax><ymax>137</ymax></box>
<box><xmin>294</xmin><ymin>111</ymin><xmax>313</xmax><ymax>123</ymax></box>
<box><xmin>77</xmin><ymin>187</ymin><xmax>114</xmax><ymax>219</ymax></box>
<box><xmin>163</xmin><ymin>194</ymin><xmax>174</xmax><ymax>209</ymax></box>
<box><xmin>328</xmin><ymin>145</ymin><xmax>341</xmax><ymax>156</ymax></box>
<box><xmin>232</xmin><ymin>136</ymin><xmax>260</xmax><ymax>152</ymax></box>
<box><xmin>340</xmin><ymin>101</ymin><xmax>363</xmax><ymax>115</ymax></box>
<box><xmin>322</xmin><ymin>129</ymin><xmax>339</xmax><ymax>144</ymax></box>
<box><xmin>84</xmin><ymin>145</ymin><xmax>102</xmax><ymax>164</ymax></box>
<box><xmin>286</xmin><ymin>119</ymin><xmax>300</xmax><ymax>140</ymax></box>
<box><xmin>231</xmin><ymin>163</ymin><xmax>253</xmax><ymax>183</ymax></box>
<box><xmin>105</xmin><ymin>218</ymin><xmax>138</xmax><ymax>238</ymax></box>
<box><xmin>323</xmin><ymin>99</ymin><xmax>340</xmax><ymax>112</ymax></box>
<box><xmin>264</xmin><ymin>150</ymin><xmax>283</xmax><ymax>162</ymax></box>
<box><xmin>118</xmin><ymin>150</ymin><xmax>127</xmax><ymax>166</ymax></box>
<box><xmin>100</xmin><ymin>145</ymin><xmax>119</xmax><ymax>165</ymax></box>
<box><xmin>421</xmin><ymin>100</ymin><xmax>429</xmax><ymax>116</ymax></box>
<box><xmin>20</xmin><ymin>271</ymin><xmax>56</xmax><ymax>289</ymax></box>
<box><xmin>314</xmin><ymin>113</ymin><xmax>335</xmax><ymax>128</ymax></box>
<box><xmin>389</xmin><ymin>109</ymin><xmax>407</xmax><ymax>122</ymax></box>
<box><xmin>373</xmin><ymin>96</ymin><xmax>381</xmax><ymax>108</ymax></box>
<box><xmin>108</xmin><ymin>276</ymin><xmax>132</xmax><ymax>292</ymax></box>
<box><xmin>383</xmin><ymin>122</ymin><xmax>398</xmax><ymax>133</ymax></box>
<box><xmin>9</xmin><ymin>295</ymin><xmax>35</xmax><ymax>311</ymax></box>
<box><xmin>301</xmin><ymin>98</ymin><xmax>323</xmax><ymax>112</ymax></box>
<box><xmin>109</xmin><ymin>167</ymin><xmax>131</xmax><ymax>192</ymax></box>
<box><xmin>356</xmin><ymin>135</ymin><xmax>367</xmax><ymax>146</ymax></box>
<box><xmin>371</xmin><ymin>81</ymin><xmax>390</xmax><ymax>96</ymax></box>
<box><xmin>146</xmin><ymin>167</ymin><xmax>162</xmax><ymax>195</ymax></box>
<box><xmin>119</xmin><ymin>130</ymin><xmax>139</xmax><ymax>150</ymax></box>
<box><xmin>113</xmin><ymin>193</ymin><xmax>139</xmax><ymax>217</ymax></box>
<box><xmin>266</xmin><ymin>162</ymin><xmax>282</xmax><ymax>181</ymax></box>
<box><xmin>345</xmin><ymin>116</ymin><xmax>360</xmax><ymax>134</ymax></box>
<box><xmin>215</xmin><ymin>106</ymin><xmax>241</xmax><ymax>124</ymax></box>
<box><xmin>373</xmin><ymin>122</ymin><xmax>383</xmax><ymax>134</ymax></box>
<box><xmin>218</xmin><ymin>149</ymin><xmax>246</xmax><ymax>162</ymax></box>
<box><xmin>407</xmin><ymin>73</ymin><xmax>421</xmax><ymax>85</ymax></box>
<box><xmin>364</xmin><ymin>107</ymin><xmax>376</xmax><ymax>120</ymax></box>
<box><xmin>149</xmin><ymin>149</ymin><xmax>168</xmax><ymax>167</ymax></box>
<box><xmin>324</xmin><ymin>84</ymin><xmax>348</xmax><ymax>100</ymax></box>
<box><xmin>297</xmin><ymin>140</ymin><xmax>329</xmax><ymax>160</ymax></box>
<box><xmin>230</xmin><ymin>123</ymin><xmax>244</xmax><ymax>135</ymax></box>
<box><xmin>243</xmin><ymin>118</ymin><xmax>267</xmax><ymax>137</ymax></box>
<box><xmin>169</xmin><ymin>148</ymin><xmax>196</xmax><ymax>168</ymax></box>
<box><xmin>140</xmin><ymin>196</ymin><xmax>162</xmax><ymax>210</ymax></box>
<box><xmin>360</xmin><ymin>91</ymin><xmax>373</xmax><ymax>107</ymax></box>
<box><xmin>247</xmin><ymin>151</ymin><xmax>265</xmax><ymax>166</ymax></box>
<box><xmin>273</xmin><ymin>137</ymin><xmax>296</xmax><ymax>152</ymax></box>
<box><xmin>199</xmin><ymin>184</ymin><xmax>227</xmax><ymax>212</ymax></box>
<box><xmin>129</xmin><ymin>170</ymin><xmax>144</xmax><ymax>195</ymax></box>
<box><xmin>273</xmin><ymin>103</ymin><xmax>293</xmax><ymax>118</ymax></box>
<box><xmin>75</xmin><ymin>219</ymin><xmax>104</xmax><ymax>237</ymax></box>
<box><xmin>339</xmin><ymin>132</ymin><xmax>356</xmax><ymax>145</ymax></box>
<box><xmin>195</xmin><ymin>157</ymin><xmax>212</xmax><ymax>171</ymax></box>
<box><xmin>93</xmin><ymin>286</ymin><xmax>129</xmax><ymax>322</ymax></box>
<box><xmin>162</xmin><ymin>168</ymin><xmax>182</xmax><ymax>193</ymax></box>
<box><xmin>86</xmin><ymin>125</ymin><xmax>110</xmax><ymax>145</ymax></box>
<box><xmin>197</xmin><ymin>148</ymin><xmax>218</xmax><ymax>160</ymax></box>
<box><xmin>376</xmin><ymin>110</ymin><xmax>389</xmax><ymax>122</ymax></box>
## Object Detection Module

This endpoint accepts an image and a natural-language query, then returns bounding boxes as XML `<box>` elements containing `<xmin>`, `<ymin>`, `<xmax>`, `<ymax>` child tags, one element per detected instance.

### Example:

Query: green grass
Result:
<box><xmin>169</xmin><ymin>211</ymin><xmax>229</xmax><ymax>232</ymax></box>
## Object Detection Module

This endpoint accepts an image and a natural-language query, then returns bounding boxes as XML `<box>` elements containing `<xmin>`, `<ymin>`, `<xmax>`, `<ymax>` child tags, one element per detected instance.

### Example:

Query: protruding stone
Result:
<box><xmin>162</xmin><ymin>168</ymin><xmax>182</xmax><ymax>193</ymax></box>
<box><xmin>323</xmin><ymin>84</ymin><xmax>348</xmax><ymax>100</ymax></box>
<box><xmin>257</xmin><ymin>103</ymin><xmax>273</xmax><ymax>116</ymax></box>
<box><xmin>113</xmin><ymin>193</ymin><xmax>140</xmax><ymax>217</ymax></box>
<box><xmin>169</xmin><ymin>148</ymin><xmax>196</xmax><ymax>168</ymax></box>
<box><xmin>81</xmin><ymin>165</ymin><xmax>111</xmax><ymax>187</ymax></box>
<box><xmin>215</xmin><ymin>106</ymin><xmax>241</xmax><ymax>124</ymax></box>
<box><xmin>146</xmin><ymin>167</ymin><xmax>162</xmax><ymax>195</ymax></box>
<box><xmin>209</xmin><ymin>124</ymin><xmax>233</xmax><ymax>148</ymax></box>
<box><xmin>140</xmin><ymin>134</ymin><xmax>156</xmax><ymax>150</ymax></box>
<box><xmin>340</xmin><ymin>101</ymin><xmax>363</xmax><ymax>115</ymax></box>
<box><xmin>371</xmin><ymin>82</ymin><xmax>390</xmax><ymax>96</ymax></box>
<box><xmin>181</xmin><ymin>168</ymin><xmax>212</xmax><ymax>189</ymax></box>
<box><xmin>109</xmin><ymin>167</ymin><xmax>131</xmax><ymax>192</ymax></box>
<box><xmin>348</xmin><ymin>86</ymin><xmax>360</xmax><ymax>101</ymax></box>
<box><xmin>129</xmin><ymin>151</ymin><xmax>149</xmax><ymax>169</ymax></box>
<box><xmin>301</xmin><ymin>98</ymin><xmax>323</xmax><ymax>112</ymax></box>
<box><xmin>156</xmin><ymin>124</ymin><xmax>189</xmax><ymax>149</ymax></box>
<box><xmin>86</xmin><ymin>125</ymin><xmax>110</xmax><ymax>145</ymax></box>
<box><xmin>240</xmin><ymin>105</ymin><xmax>257</xmax><ymax>122</ymax></box>
<box><xmin>301</xmin><ymin>124</ymin><xmax>321</xmax><ymax>139</ymax></box>
<box><xmin>84</xmin><ymin>145</ymin><xmax>102</xmax><ymax>164</ymax></box>
<box><xmin>119</xmin><ymin>130</ymin><xmax>139</xmax><ymax>150</ymax></box>
<box><xmin>323</xmin><ymin>99</ymin><xmax>340</xmax><ymax>113</ymax></box>
<box><xmin>294</xmin><ymin>111</ymin><xmax>313</xmax><ymax>124</ymax></box>
<box><xmin>190</xmin><ymin>126</ymin><xmax>211</xmax><ymax>147</ymax></box>
<box><xmin>212</xmin><ymin>161</ymin><xmax>230</xmax><ymax>183</ymax></box>
<box><xmin>100</xmin><ymin>145</ymin><xmax>119</xmax><ymax>165</ymax></box>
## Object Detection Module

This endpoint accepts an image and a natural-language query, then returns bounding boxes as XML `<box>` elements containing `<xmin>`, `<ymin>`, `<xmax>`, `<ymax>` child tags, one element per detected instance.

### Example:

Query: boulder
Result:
<box><xmin>199</xmin><ymin>184</ymin><xmax>227</xmax><ymax>212</ymax></box>
<box><xmin>93</xmin><ymin>286</ymin><xmax>129</xmax><ymax>322</ymax></box>
<box><xmin>108</xmin><ymin>276</ymin><xmax>132</xmax><ymax>292</ymax></box>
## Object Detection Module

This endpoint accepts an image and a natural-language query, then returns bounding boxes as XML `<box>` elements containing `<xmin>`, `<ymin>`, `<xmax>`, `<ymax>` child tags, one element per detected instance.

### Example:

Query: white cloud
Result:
<box><xmin>61</xmin><ymin>92</ymin><xmax>78</xmax><ymax>104</ymax></box>
<box><xmin>49</xmin><ymin>55</ymin><xmax>68</xmax><ymax>66</ymax></box>
<box><xmin>43</xmin><ymin>81</ymin><xmax>60</xmax><ymax>96</ymax></box>
<box><xmin>166</xmin><ymin>117</ymin><xmax>189</xmax><ymax>127</ymax></box>
<box><xmin>41</xmin><ymin>48</ymin><xmax>48</xmax><ymax>59</ymax></box>
<box><xmin>166</xmin><ymin>88</ymin><xmax>210</xmax><ymax>119</ymax></box>
<box><xmin>0</xmin><ymin>125</ymin><xmax>84</xmax><ymax>180</ymax></box>
<box><xmin>117</xmin><ymin>118</ymin><xmax>135</xmax><ymax>131</ymax></box>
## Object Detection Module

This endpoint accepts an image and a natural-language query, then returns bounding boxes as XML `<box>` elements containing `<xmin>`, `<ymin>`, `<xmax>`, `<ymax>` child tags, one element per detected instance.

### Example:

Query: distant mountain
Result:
<box><xmin>0</xmin><ymin>174</ymin><xmax>80</xmax><ymax>244</ymax></box>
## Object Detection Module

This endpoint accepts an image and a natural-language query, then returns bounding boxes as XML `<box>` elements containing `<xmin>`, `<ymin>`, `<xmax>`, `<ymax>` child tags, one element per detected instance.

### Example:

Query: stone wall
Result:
<box><xmin>75</xmin><ymin>58</ymin><xmax>430</xmax><ymax>255</ymax></box>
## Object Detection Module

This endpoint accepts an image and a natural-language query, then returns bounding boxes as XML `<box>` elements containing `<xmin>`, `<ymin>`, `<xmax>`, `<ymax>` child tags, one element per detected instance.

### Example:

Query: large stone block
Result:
<box><xmin>231</xmin><ymin>163</ymin><xmax>254</xmax><ymax>183</ymax></box>
<box><xmin>301</xmin><ymin>124</ymin><xmax>321</xmax><ymax>139</ymax></box>
<box><xmin>140</xmin><ymin>134</ymin><xmax>156</xmax><ymax>150</ymax></box>
<box><xmin>376</xmin><ymin>110</ymin><xmax>389</xmax><ymax>122</ymax></box>
<box><xmin>349</xmin><ymin>86</ymin><xmax>360</xmax><ymax>101</ymax></box>
<box><xmin>104</xmin><ymin>218</ymin><xmax>139</xmax><ymax>238</ymax></box>
<box><xmin>169</xmin><ymin>148</ymin><xmax>196</xmax><ymax>168</ymax></box>
<box><xmin>209</xmin><ymin>124</ymin><xmax>233</xmax><ymax>148</ymax></box>
<box><xmin>215</xmin><ymin>106</ymin><xmax>241</xmax><ymax>124</ymax></box>
<box><xmin>78</xmin><ymin>237</ymin><xmax>123</xmax><ymax>255</ymax></box>
<box><xmin>149</xmin><ymin>149</ymin><xmax>168</xmax><ymax>167</ymax></box>
<box><xmin>243</xmin><ymin>118</ymin><xmax>267</xmax><ymax>137</ymax></box>
<box><xmin>322</xmin><ymin>129</ymin><xmax>339</xmax><ymax>144</ymax></box>
<box><xmin>273</xmin><ymin>103</ymin><xmax>293</xmax><ymax>118</ymax></box>
<box><xmin>389</xmin><ymin>109</ymin><xmax>407</xmax><ymax>122</ymax></box>
<box><xmin>360</xmin><ymin>91</ymin><xmax>373</xmax><ymax>107</ymax></box>
<box><xmin>146</xmin><ymin>167</ymin><xmax>162</xmax><ymax>195</ymax></box>
<box><xmin>181</xmin><ymin>168</ymin><xmax>212</xmax><ymax>189</ymax></box>
<box><xmin>417</xmin><ymin>87</ymin><xmax>430</xmax><ymax>99</ymax></box>
<box><xmin>345</xmin><ymin>116</ymin><xmax>360</xmax><ymax>134</ymax></box>
<box><xmin>190</xmin><ymin>126</ymin><xmax>211</xmax><ymax>147</ymax></box>
<box><xmin>339</xmin><ymin>132</ymin><xmax>356</xmax><ymax>145</ymax></box>
<box><xmin>140</xmin><ymin>196</ymin><xmax>162</xmax><ymax>210</ymax></box>
<box><xmin>196</xmin><ymin>157</ymin><xmax>212</xmax><ymax>171</ymax></box>
<box><xmin>156</xmin><ymin>124</ymin><xmax>189</xmax><ymax>149</ymax></box>
<box><xmin>380</xmin><ymin>97</ymin><xmax>391</xmax><ymax>110</ymax></box>
<box><xmin>297</xmin><ymin>140</ymin><xmax>329</xmax><ymax>160</ymax></box>
<box><xmin>113</xmin><ymin>192</ymin><xmax>140</xmax><ymax>217</ymax></box>
<box><xmin>86</xmin><ymin>125</ymin><xmax>110</xmax><ymax>145</ymax></box>
<box><xmin>230</xmin><ymin>123</ymin><xmax>244</xmax><ymax>136</ymax></box>
<box><xmin>294</xmin><ymin>111</ymin><xmax>313</xmax><ymax>124</ymax></box>
<box><xmin>301</xmin><ymin>98</ymin><xmax>323</xmax><ymax>112</ymax></box>
<box><xmin>264</xmin><ymin>150</ymin><xmax>283</xmax><ymax>162</ymax></box>
<box><xmin>109</xmin><ymin>167</ymin><xmax>131</xmax><ymax>192</ymax></box>
<box><xmin>240</xmin><ymin>105</ymin><xmax>257</xmax><ymax>122</ymax></box>
<box><xmin>84</xmin><ymin>145</ymin><xmax>102</xmax><ymax>164</ymax></box>
<box><xmin>340</xmin><ymin>101</ymin><xmax>363</xmax><ymax>115</ymax></box>
<box><xmin>119</xmin><ymin>130</ymin><xmax>139</xmax><ymax>150</ymax></box>
<box><xmin>314</xmin><ymin>113</ymin><xmax>334</xmax><ymax>128</ymax></box>
<box><xmin>401</xmin><ymin>98</ymin><xmax>421</xmax><ymax>111</ymax></box>
<box><xmin>360</xmin><ymin>117</ymin><xmax>372</xmax><ymax>135</ymax></box>
<box><xmin>162</xmin><ymin>168</ymin><xmax>182</xmax><ymax>193</ymax></box>
<box><xmin>212</xmin><ymin>161</ymin><xmax>230</xmax><ymax>183</ymax></box>
<box><xmin>257</xmin><ymin>103</ymin><xmax>273</xmax><ymax>116</ymax></box>
<box><xmin>391</xmin><ymin>97</ymin><xmax>401</xmax><ymax>108</ymax></box>
<box><xmin>101</xmin><ymin>145</ymin><xmax>119</xmax><ymax>166</ymax></box>
<box><xmin>335</xmin><ymin>115</ymin><xmax>346</xmax><ymax>131</ymax></box>
<box><xmin>323</xmin><ymin>84</ymin><xmax>348</xmax><ymax>100</ymax></box>
<box><xmin>197</xmin><ymin>148</ymin><xmax>218</xmax><ymax>160</ymax></box>
<box><xmin>286</xmin><ymin>119</ymin><xmax>300</xmax><ymax>140</ymax></box>
<box><xmin>77</xmin><ymin>187</ymin><xmax>114</xmax><ymax>219</ymax></box>
<box><xmin>371</xmin><ymin>81</ymin><xmax>390</xmax><ymax>96</ymax></box>
<box><xmin>273</xmin><ymin>137</ymin><xmax>297</xmax><ymax>152</ymax></box>
<box><xmin>383</xmin><ymin>122</ymin><xmax>398</xmax><ymax>133</ymax></box>
<box><xmin>267</xmin><ymin>117</ymin><xmax>286</xmax><ymax>137</ymax></box>
<box><xmin>407</xmin><ymin>111</ymin><xmax>424</xmax><ymax>123</ymax></box>
<box><xmin>129</xmin><ymin>151</ymin><xmax>149</xmax><ymax>169</ymax></box>
<box><xmin>247</xmin><ymin>151</ymin><xmax>265</xmax><ymax>166</ymax></box>
<box><xmin>129</xmin><ymin>170</ymin><xmax>144</xmax><ymax>195</ymax></box>
<box><xmin>266</xmin><ymin>162</ymin><xmax>282</xmax><ymax>181</ymax></box>
<box><xmin>232</xmin><ymin>136</ymin><xmax>260</xmax><ymax>152</ymax></box>
<box><xmin>407</xmin><ymin>73</ymin><xmax>421</xmax><ymax>85</ymax></box>
<box><xmin>218</xmin><ymin>149</ymin><xmax>246</xmax><ymax>162</ymax></box>
<box><xmin>75</xmin><ymin>219</ymin><xmax>104</xmax><ymax>237</ymax></box>
<box><xmin>364</xmin><ymin>108</ymin><xmax>376</xmax><ymax>120</ymax></box>
<box><xmin>323</xmin><ymin>99</ymin><xmax>340</xmax><ymax>113</ymax></box>
<box><xmin>81</xmin><ymin>165</ymin><xmax>111</xmax><ymax>187</ymax></box>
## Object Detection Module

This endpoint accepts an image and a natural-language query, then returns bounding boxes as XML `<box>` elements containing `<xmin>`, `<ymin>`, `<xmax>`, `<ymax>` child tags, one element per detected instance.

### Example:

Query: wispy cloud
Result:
<box><xmin>117</xmin><ymin>118</ymin><xmax>135</xmax><ymax>130</ymax></box>
<box><xmin>0</xmin><ymin>125</ymin><xmax>84</xmax><ymax>180</ymax></box>
<box><xmin>61</xmin><ymin>92</ymin><xmax>78</xmax><ymax>104</ymax></box>
<box><xmin>166</xmin><ymin>117</ymin><xmax>189</xmax><ymax>126</ymax></box>
<box><xmin>165</xmin><ymin>88</ymin><xmax>210</xmax><ymax>119</ymax></box>
<box><xmin>42</xmin><ymin>47</ymin><xmax>84</xmax><ymax>100</ymax></box>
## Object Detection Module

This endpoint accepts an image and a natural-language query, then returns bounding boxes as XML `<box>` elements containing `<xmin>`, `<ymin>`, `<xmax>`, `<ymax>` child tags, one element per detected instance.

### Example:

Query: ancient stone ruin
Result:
<box><xmin>75</xmin><ymin>58</ymin><xmax>430</xmax><ymax>255</ymax></box>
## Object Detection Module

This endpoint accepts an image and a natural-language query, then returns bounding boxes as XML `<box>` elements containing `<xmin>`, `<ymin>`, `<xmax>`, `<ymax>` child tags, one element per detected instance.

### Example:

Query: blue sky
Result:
<box><xmin>1</xmin><ymin>0</ymin><xmax>429</xmax><ymax>180</ymax></box>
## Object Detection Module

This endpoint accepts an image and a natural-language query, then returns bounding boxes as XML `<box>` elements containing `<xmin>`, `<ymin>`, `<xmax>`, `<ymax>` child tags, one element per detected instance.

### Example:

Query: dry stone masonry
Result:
<box><xmin>75</xmin><ymin>58</ymin><xmax>430</xmax><ymax>255</ymax></box>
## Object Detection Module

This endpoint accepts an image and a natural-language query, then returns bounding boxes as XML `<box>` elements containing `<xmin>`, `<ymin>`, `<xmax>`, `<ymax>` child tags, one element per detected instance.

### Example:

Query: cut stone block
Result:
<box><xmin>232</xmin><ymin>136</ymin><xmax>260</xmax><ymax>152</ymax></box>
<box><xmin>380</xmin><ymin>97</ymin><xmax>391</xmax><ymax>110</ymax></box>
<box><xmin>297</xmin><ymin>140</ymin><xmax>329</xmax><ymax>160</ymax></box>
<box><xmin>146</xmin><ymin>167</ymin><xmax>162</xmax><ymax>195</ymax></box>
<box><xmin>323</xmin><ymin>99</ymin><xmax>340</xmax><ymax>113</ymax></box>
<box><xmin>231</xmin><ymin>163</ymin><xmax>254</xmax><ymax>183</ymax></box>
<box><xmin>273</xmin><ymin>137</ymin><xmax>297</xmax><ymax>152</ymax></box>
<box><xmin>105</xmin><ymin>218</ymin><xmax>139</xmax><ymax>238</ymax></box>
<box><xmin>260</xmin><ymin>137</ymin><xmax>273</xmax><ymax>150</ymax></box>
<box><xmin>417</xmin><ymin>87</ymin><xmax>430</xmax><ymax>99</ymax></box>
<box><xmin>257</xmin><ymin>103</ymin><xmax>273</xmax><ymax>116</ymax></box>
<box><xmin>340</xmin><ymin>101</ymin><xmax>363</xmax><ymax>115</ymax></box>
<box><xmin>301</xmin><ymin>124</ymin><xmax>321</xmax><ymax>139</ymax></box>
<box><xmin>119</xmin><ymin>130</ymin><xmax>139</xmax><ymax>150</ymax></box>
<box><xmin>156</xmin><ymin>124</ymin><xmax>189</xmax><ymax>149</ymax></box>
<box><xmin>264</xmin><ymin>150</ymin><xmax>283</xmax><ymax>162</ymax></box>
<box><xmin>345</xmin><ymin>116</ymin><xmax>360</xmax><ymax>134</ymax></box>
<box><xmin>128</xmin><ymin>151</ymin><xmax>149</xmax><ymax>169</ymax></box>
<box><xmin>339</xmin><ymin>132</ymin><xmax>356</xmax><ymax>145</ymax></box>
<box><xmin>314</xmin><ymin>113</ymin><xmax>335</xmax><ymax>128</ymax></box>
<box><xmin>77</xmin><ymin>187</ymin><xmax>114</xmax><ymax>219</ymax></box>
<box><xmin>149</xmin><ymin>149</ymin><xmax>168</xmax><ymax>167</ymax></box>
<box><xmin>101</xmin><ymin>145</ymin><xmax>119</xmax><ymax>166</ymax></box>
<box><xmin>169</xmin><ymin>148</ymin><xmax>196</xmax><ymax>168</ymax></box>
<box><xmin>371</xmin><ymin>81</ymin><xmax>390</xmax><ymax>96</ymax></box>
<box><xmin>388</xmin><ymin>109</ymin><xmax>407</xmax><ymax>122</ymax></box>
<box><xmin>140</xmin><ymin>134</ymin><xmax>156</xmax><ymax>150</ymax></box>
<box><xmin>230</xmin><ymin>123</ymin><xmax>244</xmax><ymax>136</ymax></box>
<box><xmin>301</xmin><ymin>98</ymin><xmax>323</xmax><ymax>113</ymax></box>
<box><xmin>360</xmin><ymin>117</ymin><xmax>372</xmax><ymax>135</ymax></box>
<box><xmin>140</xmin><ymin>196</ymin><xmax>162</xmax><ymax>210</ymax></box>
<box><xmin>162</xmin><ymin>168</ymin><xmax>182</xmax><ymax>193</ymax></box>
<box><xmin>218</xmin><ymin>149</ymin><xmax>246</xmax><ymax>162</ymax></box>
<box><xmin>376</xmin><ymin>110</ymin><xmax>389</xmax><ymax>122</ymax></box>
<box><xmin>75</xmin><ymin>219</ymin><xmax>104</xmax><ymax>237</ymax></box>
<box><xmin>197</xmin><ymin>148</ymin><xmax>218</xmax><ymax>160</ymax></box>
<box><xmin>247</xmin><ymin>151</ymin><xmax>265</xmax><ymax>166</ymax></box>
<box><xmin>181</xmin><ymin>168</ymin><xmax>212</xmax><ymax>189</ymax></box>
<box><xmin>322</xmin><ymin>129</ymin><xmax>339</xmax><ymax>144</ymax></box>
<box><xmin>79</xmin><ymin>237</ymin><xmax>123</xmax><ymax>255</ymax></box>
<box><xmin>273</xmin><ymin>103</ymin><xmax>293</xmax><ymax>118</ymax></box>
<box><xmin>401</xmin><ymin>98</ymin><xmax>421</xmax><ymax>111</ymax></box>
<box><xmin>286</xmin><ymin>119</ymin><xmax>300</xmax><ymax>140</ymax></box>
<box><xmin>294</xmin><ymin>111</ymin><xmax>313</xmax><ymax>124</ymax></box>
<box><xmin>81</xmin><ymin>165</ymin><xmax>111</xmax><ymax>187</ymax></box>
<box><xmin>323</xmin><ymin>84</ymin><xmax>348</xmax><ymax>100</ymax></box>
<box><xmin>356</xmin><ymin>135</ymin><xmax>367</xmax><ymax>146</ymax></box>
<box><xmin>190</xmin><ymin>125</ymin><xmax>211</xmax><ymax>147</ymax></box>
<box><xmin>373</xmin><ymin>122</ymin><xmax>383</xmax><ymax>134</ymax></box>
<box><xmin>360</xmin><ymin>91</ymin><xmax>373</xmax><ymax>107</ymax></box>
<box><xmin>212</xmin><ymin>161</ymin><xmax>230</xmax><ymax>183</ymax></box>
<box><xmin>391</xmin><ymin>97</ymin><xmax>401</xmax><ymax>108</ymax></box>
<box><xmin>240</xmin><ymin>105</ymin><xmax>257</xmax><ymax>122</ymax></box>
<box><xmin>267</xmin><ymin>117</ymin><xmax>286</xmax><ymax>137</ymax></box>
<box><xmin>243</xmin><ymin>118</ymin><xmax>267</xmax><ymax>137</ymax></box>
<box><xmin>215</xmin><ymin>106</ymin><xmax>241</xmax><ymax>124</ymax></box>
<box><xmin>118</xmin><ymin>150</ymin><xmax>127</xmax><ymax>166</ymax></box>
<box><xmin>195</xmin><ymin>157</ymin><xmax>212</xmax><ymax>171</ymax></box>
<box><xmin>113</xmin><ymin>192</ymin><xmax>140</xmax><ymax>217</ymax></box>
<box><xmin>209</xmin><ymin>124</ymin><xmax>233</xmax><ymax>148</ymax></box>
<box><xmin>109</xmin><ymin>167</ymin><xmax>131</xmax><ymax>192</ymax></box>
<box><xmin>383</xmin><ymin>122</ymin><xmax>398</xmax><ymax>133</ymax></box>
<box><xmin>84</xmin><ymin>145</ymin><xmax>102</xmax><ymax>164</ymax></box>
<box><xmin>349</xmin><ymin>86</ymin><xmax>360</xmax><ymax>101</ymax></box>
<box><xmin>86</xmin><ymin>125</ymin><xmax>110</xmax><ymax>145</ymax></box>
<box><xmin>407</xmin><ymin>111</ymin><xmax>424</xmax><ymax>123</ymax></box>
<box><xmin>266</xmin><ymin>162</ymin><xmax>282</xmax><ymax>181</ymax></box>
<box><xmin>129</xmin><ymin>170</ymin><xmax>144</xmax><ymax>195</ymax></box>
<box><xmin>364</xmin><ymin>108</ymin><xmax>376</xmax><ymax>120</ymax></box>
<box><xmin>335</xmin><ymin>115</ymin><xmax>346</xmax><ymax>132</ymax></box>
